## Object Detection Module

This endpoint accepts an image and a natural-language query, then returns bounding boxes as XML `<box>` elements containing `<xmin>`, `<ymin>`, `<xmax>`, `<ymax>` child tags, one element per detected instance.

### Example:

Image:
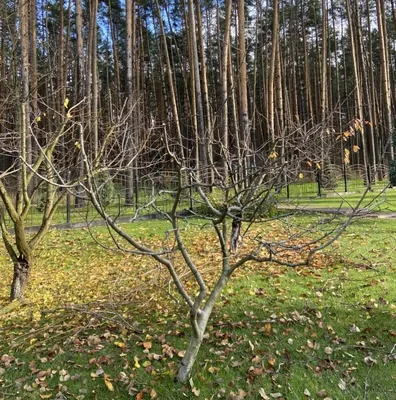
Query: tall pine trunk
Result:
<box><xmin>75</xmin><ymin>0</ymin><xmax>85</xmax><ymax>208</ymax></box>
<box><xmin>126</xmin><ymin>0</ymin><xmax>136</xmax><ymax>205</ymax></box>
<box><xmin>220</xmin><ymin>0</ymin><xmax>232</xmax><ymax>177</ymax></box>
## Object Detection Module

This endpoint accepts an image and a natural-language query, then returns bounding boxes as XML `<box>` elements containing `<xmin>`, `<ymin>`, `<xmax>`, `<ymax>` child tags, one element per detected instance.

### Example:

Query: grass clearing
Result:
<box><xmin>277</xmin><ymin>183</ymin><xmax>396</xmax><ymax>212</ymax></box>
<box><xmin>0</xmin><ymin>217</ymin><xmax>395</xmax><ymax>399</ymax></box>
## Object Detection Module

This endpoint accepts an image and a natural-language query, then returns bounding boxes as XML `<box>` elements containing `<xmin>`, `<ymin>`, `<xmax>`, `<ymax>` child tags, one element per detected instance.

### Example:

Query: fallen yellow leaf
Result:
<box><xmin>104</xmin><ymin>375</ymin><xmax>114</xmax><ymax>392</ymax></box>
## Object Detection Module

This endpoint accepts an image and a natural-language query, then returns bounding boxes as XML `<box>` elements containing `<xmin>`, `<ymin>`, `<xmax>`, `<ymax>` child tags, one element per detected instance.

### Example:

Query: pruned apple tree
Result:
<box><xmin>70</xmin><ymin>120</ymin><xmax>368</xmax><ymax>383</ymax></box>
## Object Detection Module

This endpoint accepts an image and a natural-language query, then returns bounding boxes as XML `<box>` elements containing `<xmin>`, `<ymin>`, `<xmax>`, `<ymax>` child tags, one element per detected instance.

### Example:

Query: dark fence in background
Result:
<box><xmin>0</xmin><ymin>164</ymin><xmax>390</xmax><ymax>229</ymax></box>
<box><xmin>280</xmin><ymin>163</ymin><xmax>389</xmax><ymax>199</ymax></box>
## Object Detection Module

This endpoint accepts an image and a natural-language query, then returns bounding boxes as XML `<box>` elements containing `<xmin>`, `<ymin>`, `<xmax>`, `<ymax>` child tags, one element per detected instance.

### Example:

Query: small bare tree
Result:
<box><xmin>73</xmin><ymin>121</ymin><xmax>367</xmax><ymax>383</ymax></box>
<box><xmin>0</xmin><ymin>100</ymin><xmax>89</xmax><ymax>300</ymax></box>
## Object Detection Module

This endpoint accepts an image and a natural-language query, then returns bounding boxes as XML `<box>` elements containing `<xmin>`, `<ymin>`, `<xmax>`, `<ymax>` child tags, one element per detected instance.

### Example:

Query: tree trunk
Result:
<box><xmin>188</xmin><ymin>0</ymin><xmax>206</xmax><ymax>177</ymax></box>
<box><xmin>10</xmin><ymin>257</ymin><xmax>31</xmax><ymax>301</ymax></box>
<box><xmin>74</xmin><ymin>0</ymin><xmax>85</xmax><ymax>208</ymax></box>
<box><xmin>220</xmin><ymin>0</ymin><xmax>232</xmax><ymax>176</ymax></box>
<box><xmin>125</xmin><ymin>0</ymin><xmax>136</xmax><ymax>205</ymax></box>
<box><xmin>29</xmin><ymin>0</ymin><xmax>38</xmax><ymax>161</ymax></box>
<box><xmin>184</xmin><ymin>3</ymin><xmax>199</xmax><ymax>174</ymax></box>
<box><xmin>156</xmin><ymin>0</ymin><xmax>184</xmax><ymax>160</ymax></box>
<box><xmin>195</xmin><ymin>0</ymin><xmax>213</xmax><ymax>184</ymax></box>
<box><xmin>19</xmin><ymin>0</ymin><xmax>30</xmax><ymax>192</ymax></box>
<box><xmin>302</xmin><ymin>8</ymin><xmax>313</xmax><ymax>126</ymax></box>
<box><xmin>376</xmin><ymin>0</ymin><xmax>394</xmax><ymax>161</ymax></box>
<box><xmin>237</xmin><ymin>0</ymin><xmax>250</xmax><ymax>179</ymax></box>
<box><xmin>346</xmin><ymin>0</ymin><xmax>369</xmax><ymax>185</ymax></box>
<box><xmin>91</xmin><ymin>0</ymin><xmax>99</xmax><ymax>157</ymax></box>
<box><xmin>108</xmin><ymin>3</ymin><xmax>121</xmax><ymax>112</ymax></box>
<box><xmin>268</xmin><ymin>0</ymin><xmax>279</xmax><ymax>142</ymax></box>
<box><xmin>366</xmin><ymin>0</ymin><xmax>380</xmax><ymax>179</ymax></box>
<box><xmin>176</xmin><ymin>324</ymin><xmax>205</xmax><ymax>382</ymax></box>
<box><xmin>176</xmin><ymin>272</ymin><xmax>229</xmax><ymax>382</ymax></box>
<box><xmin>320</xmin><ymin>0</ymin><xmax>328</xmax><ymax>167</ymax></box>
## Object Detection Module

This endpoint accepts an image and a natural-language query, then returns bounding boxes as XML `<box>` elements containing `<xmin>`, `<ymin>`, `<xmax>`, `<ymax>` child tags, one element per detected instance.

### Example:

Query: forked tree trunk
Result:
<box><xmin>176</xmin><ymin>273</ymin><xmax>229</xmax><ymax>382</ymax></box>
<box><xmin>10</xmin><ymin>256</ymin><xmax>31</xmax><ymax>301</ymax></box>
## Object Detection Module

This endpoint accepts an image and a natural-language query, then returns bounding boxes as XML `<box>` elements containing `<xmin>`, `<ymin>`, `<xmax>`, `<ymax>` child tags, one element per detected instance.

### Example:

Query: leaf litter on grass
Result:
<box><xmin>0</xmin><ymin>220</ymin><xmax>395</xmax><ymax>399</ymax></box>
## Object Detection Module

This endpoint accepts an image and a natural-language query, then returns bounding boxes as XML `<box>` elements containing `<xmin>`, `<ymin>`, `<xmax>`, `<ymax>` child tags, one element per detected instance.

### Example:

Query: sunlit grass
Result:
<box><xmin>0</xmin><ymin>217</ymin><xmax>395</xmax><ymax>399</ymax></box>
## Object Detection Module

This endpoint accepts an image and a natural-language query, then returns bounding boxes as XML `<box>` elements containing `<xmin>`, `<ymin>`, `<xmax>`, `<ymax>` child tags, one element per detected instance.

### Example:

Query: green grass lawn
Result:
<box><xmin>0</xmin><ymin>217</ymin><xmax>395</xmax><ymax>399</ymax></box>
<box><xmin>2</xmin><ymin>189</ymin><xmax>190</xmax><ymax>229</ymax></box>
<box><xmin>277</xmin><ymin>182</ymin><xmax>396</xmax><ymax>212</ymax></box>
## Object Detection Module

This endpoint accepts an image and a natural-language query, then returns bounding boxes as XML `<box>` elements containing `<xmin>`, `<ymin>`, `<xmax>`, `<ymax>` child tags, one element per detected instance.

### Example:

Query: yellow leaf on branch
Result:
<box><xmin>344</xmin><ymin>148</ymin><xmax>350</xmax><ymax>164</ymax></box>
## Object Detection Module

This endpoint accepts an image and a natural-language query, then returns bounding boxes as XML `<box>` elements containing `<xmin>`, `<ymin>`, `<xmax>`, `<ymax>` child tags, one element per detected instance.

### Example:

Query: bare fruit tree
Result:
<box><xmin>72</xmin><ymin>119</ymin><xmax>368</xmax><ymax>383</ymax></box>
<box><xmin>0</xmin><ymin>100</ymin><xmax>85</xmax><ymax>301</ymax></box>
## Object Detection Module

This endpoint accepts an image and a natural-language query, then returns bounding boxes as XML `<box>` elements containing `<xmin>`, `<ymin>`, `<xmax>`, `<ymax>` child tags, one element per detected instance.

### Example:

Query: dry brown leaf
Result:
<box><xmin>136</xmin><ymin>391</ymin><xmax>144</xmax><ymax>400</ymax></box>
<box><xmin>259</xmin><ymin>388</ymin><xmax>270</xmax><ymax>399</ymax></box>
<box><xmin>268</xmin><ymin>355</ymin><xmax>276</xmax><ymax>367</ymax></box>
<box><xmin>338</xmin><ymin>378</ymin><xmax>346</xmax><ymax>391</ymax></box>
<box><xmin>364</xmin><ymin>356</ymin><xmax>377</xmax><ymax>366</ymax></box>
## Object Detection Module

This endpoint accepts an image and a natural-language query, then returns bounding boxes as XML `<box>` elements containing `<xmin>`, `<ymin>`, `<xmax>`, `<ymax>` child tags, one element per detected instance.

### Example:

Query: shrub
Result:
<box><xmin>193</xmin><ymin>192</ymin><xmax>226</xmax><ymax>216</ymax></box>
<box><xmin>97</xmin><ymin>173</ymin><xmax>117</xmax><ymax>207</ymax></box>
<box><xmin>193</xmin><ymin>191</ymin><xmax>278</xmax><ymax>219</ymax></box>
<box><xmin>321</xmin><ymin>165</ymin><xmax>339</xmax><ymax>190</ymax></box>
<box><xmin>389</xmin><ymin>160</ymin><xmax>396</xmax><ymax>187</ymax></box>
<box><xmin>244</xmin><ymin>199</ymin><xmax>278</xmax><ymax>219</ymax></box>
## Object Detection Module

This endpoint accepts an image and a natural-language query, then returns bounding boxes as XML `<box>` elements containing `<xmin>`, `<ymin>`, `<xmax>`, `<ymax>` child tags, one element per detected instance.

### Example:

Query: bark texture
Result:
<box><xmin>176</xmin><ymin>327</ymin><xmax>204</xmax><ymax>382</ymax></box>
<box><xmin>10</xmin><ymin>257</ymin><xmax>30</xmax><ymax>301</ymax></box>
